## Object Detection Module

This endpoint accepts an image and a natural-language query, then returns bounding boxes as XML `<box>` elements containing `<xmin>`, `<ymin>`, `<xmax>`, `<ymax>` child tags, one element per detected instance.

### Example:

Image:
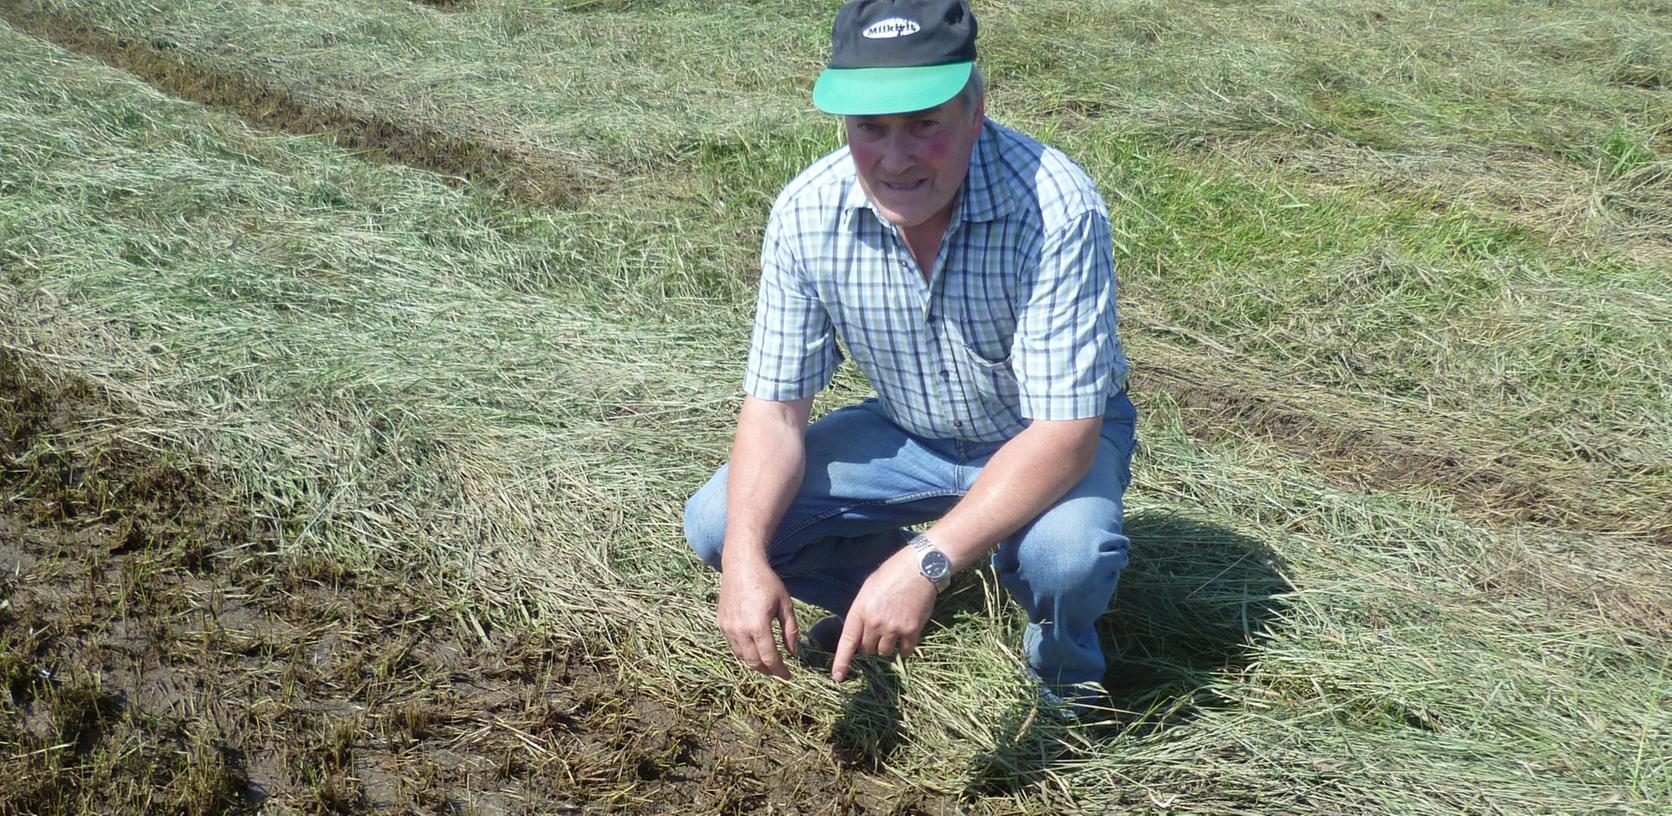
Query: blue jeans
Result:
<box><xmin>683</xmin><ymin>393</ymin><xmax>1136</xmax><ymax>691</ymax></box>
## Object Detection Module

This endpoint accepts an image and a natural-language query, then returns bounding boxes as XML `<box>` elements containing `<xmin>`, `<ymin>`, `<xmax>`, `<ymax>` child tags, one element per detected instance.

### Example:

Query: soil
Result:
<box><xmin>0</xmin><ymin>353</ymin><xmax>914</xmax><ymax>815</ymax></box>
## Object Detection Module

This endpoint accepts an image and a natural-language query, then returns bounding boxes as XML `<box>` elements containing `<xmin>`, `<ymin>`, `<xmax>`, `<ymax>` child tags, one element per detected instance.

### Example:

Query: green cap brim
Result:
<box><xmin>812</xmin><ymin>62</ymin><xmax>973</xmax><ymax>116</ymax></box>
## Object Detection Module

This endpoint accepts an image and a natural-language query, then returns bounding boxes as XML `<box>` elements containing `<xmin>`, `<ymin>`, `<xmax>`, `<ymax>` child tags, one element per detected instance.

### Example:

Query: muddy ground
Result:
<box><xmin>0</xmin><ymin>353</ymin><xmax>915</xmax><ymax>815</ymax></box>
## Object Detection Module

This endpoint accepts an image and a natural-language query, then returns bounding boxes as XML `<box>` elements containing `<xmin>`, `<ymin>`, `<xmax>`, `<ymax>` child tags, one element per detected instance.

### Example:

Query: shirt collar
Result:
<box><xmin>957</xmin><ymin>122</ymin><xmax>1020</xmax><ymax>223</ymax></box>
<box><xmin>841</xmin><ymin>121</ymin><xmax>1021</xmax><ymax>231</ymax></box>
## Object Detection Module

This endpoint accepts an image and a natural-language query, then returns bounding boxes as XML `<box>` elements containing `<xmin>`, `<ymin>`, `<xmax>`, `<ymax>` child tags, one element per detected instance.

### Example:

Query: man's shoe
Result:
<box><xmin>1027</xmin><ymin>668</ymin><xmax>1109</xmax><ymax>723</ymax></box>
<box><xmin>1034</xmin><ymin>682</ymin><xmax>1084</xmax><ymax>722</ymax></box>
<box><xmin>795</xmin><ymin>614</ymin><xmax>844</xmax><ymax>671</ymax></box>
<box><xmin>803</xmin><ymin>614</ymin><xmax>844</xmax><ymax>654</ymax></box>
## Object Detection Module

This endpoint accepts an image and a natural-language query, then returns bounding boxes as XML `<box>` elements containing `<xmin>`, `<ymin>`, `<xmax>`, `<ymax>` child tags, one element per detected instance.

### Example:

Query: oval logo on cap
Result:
<box><xmin>862</xmin><ymin>18</ymin><xmax>921</xmax><ymax>38</ymax></box>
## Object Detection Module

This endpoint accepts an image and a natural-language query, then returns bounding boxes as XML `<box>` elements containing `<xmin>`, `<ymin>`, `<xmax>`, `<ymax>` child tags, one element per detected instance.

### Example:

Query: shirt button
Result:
<box><xmin>953</xmin><ymin>420</ymin><xmax>963</xmax><ymax>429</ymax></box>
<box><xmin>938</xmin><ymin>369</ymin><xmax>950</xmax><ymax>379</ymax></box>
<box><xmin>926</xmin><ymin>315</ymin><xmax>937</xmax><ymax>324</ymax></box>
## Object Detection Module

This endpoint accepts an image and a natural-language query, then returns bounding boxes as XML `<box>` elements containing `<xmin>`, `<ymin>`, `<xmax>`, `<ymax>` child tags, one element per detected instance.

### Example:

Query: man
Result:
<box><xmin>683</xmin><ymin>0</ymin><xmax>1135</xmax><ymax>712</ymax></box>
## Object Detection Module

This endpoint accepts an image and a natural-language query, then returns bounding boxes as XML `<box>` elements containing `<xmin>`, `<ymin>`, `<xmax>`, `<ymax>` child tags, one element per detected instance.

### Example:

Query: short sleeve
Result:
<box><xmin>742</xmin><ymin>215</ymin><xmax>840</xmax><ymax>401</ymax></box>
<box><xmin>1011</xmin><ymin>210</ymin><xmax>1128</xmax><ymax>420</ymax></box>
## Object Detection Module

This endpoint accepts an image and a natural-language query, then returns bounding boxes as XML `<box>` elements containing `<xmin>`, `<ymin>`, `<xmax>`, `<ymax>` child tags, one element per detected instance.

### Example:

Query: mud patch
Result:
<box><xmin>0</xmin><ymin>352</ymin><xmax>900</xmax><ymax>814</ymax></box>
<box><xmin>1133</xmin><ymin>364</ymin><xmax>1672</xmax><ymax>546</ymax></box>
<box><xmin>0</xmin><ymin>2</ymin><xmax>593</xmax><ymax>209</ymax></box>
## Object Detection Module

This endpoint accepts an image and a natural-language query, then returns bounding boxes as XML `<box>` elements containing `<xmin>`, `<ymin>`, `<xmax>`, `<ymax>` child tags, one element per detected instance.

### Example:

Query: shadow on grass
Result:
<box><xmin>797</xmin><ymin>633</ymin><xmax>904</xmax><ymax>771</ymax></box>
<box><xmin>963</xmin><ymin>508</ymin><xmax>1292</xmax><ymax>798</ymax></box>
<box><xmin>829</xmin><ymin>661</ymin><xmax>904</xmax><ymax>772</ymax></box>
<box><xmin>819</xmin><ymin>509</ymin><xmax>1290</xmax><ymax>786</ymax></box>
<box><xmin>1102</xmin><ymin>510</ymin><xmax>1292</xmax><ymax>717</ymax></box>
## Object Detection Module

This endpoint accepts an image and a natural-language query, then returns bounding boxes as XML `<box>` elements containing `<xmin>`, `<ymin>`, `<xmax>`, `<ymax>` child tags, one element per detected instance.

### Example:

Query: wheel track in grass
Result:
<box><xmin>1128</xmin><ymin>356</ymin><xmax>1672</xmax><ymax>547</ymax></box>
<box><xmin>4</xmin><ymin>2</ymin><xmax>1667</xmax><ymax>548</ymax></box>
<box><xmin>0</xmin><ymin>2</ymin><xmax>596</xmax><ymax>209</ymax></box>
<box><xmin>409</xmin><ymin>0</ymin><xmax>471</xmax><ymax>12</ymax></box>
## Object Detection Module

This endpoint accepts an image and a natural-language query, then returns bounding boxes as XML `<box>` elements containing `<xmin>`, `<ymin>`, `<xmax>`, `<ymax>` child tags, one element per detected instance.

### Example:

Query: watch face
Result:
<box><xmin>920</xmin><ymin>550</ymin><xmax>951</xmax><ymax>581</ymax></box>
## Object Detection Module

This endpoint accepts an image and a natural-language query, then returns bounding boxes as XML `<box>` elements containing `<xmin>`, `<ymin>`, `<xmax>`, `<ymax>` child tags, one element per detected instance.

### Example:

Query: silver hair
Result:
<box><xmin>954</xmin><ymin>64</ymin><xmax>985</xmax><ymax>117</ymax></box>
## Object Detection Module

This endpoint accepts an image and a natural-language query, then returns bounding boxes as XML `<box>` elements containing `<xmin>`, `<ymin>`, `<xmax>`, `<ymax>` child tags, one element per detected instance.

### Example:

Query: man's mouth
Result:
<box><xmin>882</xmin><ymin>179</ymin><xmax>926</xmax><ymax>192</ymax></box>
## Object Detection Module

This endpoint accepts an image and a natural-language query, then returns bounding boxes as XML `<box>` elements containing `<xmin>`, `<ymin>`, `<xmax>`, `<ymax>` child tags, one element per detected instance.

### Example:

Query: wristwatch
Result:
<box><xmin>909</xmin><ymin>533</ymin><xmax>952</xmax><ymax>593</ymax></box>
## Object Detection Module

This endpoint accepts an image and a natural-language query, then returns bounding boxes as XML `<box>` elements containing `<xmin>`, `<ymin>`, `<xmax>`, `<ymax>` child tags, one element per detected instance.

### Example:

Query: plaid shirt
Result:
<box><xmin>744</xmin><ymin>120</ymin><xmax>1129</xmax><ymax>443</ymax></box>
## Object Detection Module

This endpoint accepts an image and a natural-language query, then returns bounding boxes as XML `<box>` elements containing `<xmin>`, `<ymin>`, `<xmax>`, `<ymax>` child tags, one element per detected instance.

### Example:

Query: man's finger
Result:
<box><xmin>778</xmin><ymin>598</ymin><xmax>800</xmax><ymax>658</ymax></box>
<box><xmin>831</xmin><ymin>618</ymin><xmax>861</xmax><ymax>682</ymax></box>
<box><xmin>721</xmin><ymin>628</ymin><xmax>750</xmax><ymax>665</ymax></box>
<box><xmin>861</xmin><ymin>627</ymin><xmax>883</xmax><ymax>657</ymax></box>
<box><xmin>731</xmin><ymin>637</ymin><xmax>765</xmax><ymax>674</ymax></box>
<box><xmin>877</xmin><ymin>634</ymin><xmax>897</xmax><ymax>657</ymax></box>
<box><xmin>722</xmin><ymin>618</ymin><xmax>771</xmax><ymax>676</ymax></box>
<box><xmin>898</xmin><ymin>633</ymin><xmax>918</xmax><ymax>659</ymax></box>
<box><xmin>752</xmin><ymin>631</ymin><xmax>790</xmax><ymax>679</ymax></box>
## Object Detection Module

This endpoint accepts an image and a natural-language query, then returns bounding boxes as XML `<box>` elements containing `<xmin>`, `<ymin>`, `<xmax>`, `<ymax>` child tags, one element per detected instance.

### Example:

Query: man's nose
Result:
<box><xmin>879</xmin><ymin>133</ymin><xmax>914</xmax><ymax>174</ymax></box>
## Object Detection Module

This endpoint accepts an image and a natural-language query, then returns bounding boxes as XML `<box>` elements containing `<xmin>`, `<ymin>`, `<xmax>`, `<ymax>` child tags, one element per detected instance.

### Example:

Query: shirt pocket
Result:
<box><xmin>946</xmin><ymin>321</ymin><xmax>1021</xmax><ymax>405</ymax></box>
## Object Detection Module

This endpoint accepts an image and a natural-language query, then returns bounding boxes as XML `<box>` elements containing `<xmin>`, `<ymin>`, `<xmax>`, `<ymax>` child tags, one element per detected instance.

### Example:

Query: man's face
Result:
<box><xmin>844</xmin><ymin>94</ymin><xmax>985</xmax><ymax>231</ymax></box>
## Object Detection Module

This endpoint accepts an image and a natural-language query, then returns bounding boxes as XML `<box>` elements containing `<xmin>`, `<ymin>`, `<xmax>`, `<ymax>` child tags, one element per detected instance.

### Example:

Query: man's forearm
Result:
<box><xmin>722</xmin><ymin>395</ymin><xmax>814</xmax><ymax>568</ymax></box>
<box><xmin>924</xmin><ymin>417</ymin><xmax>1103</xmax><ymax>571</ymax></box>
<box><xmin>825</xmin><ymin>415</ymin><xmax>1105</xmax><ymax>682</ymax></box>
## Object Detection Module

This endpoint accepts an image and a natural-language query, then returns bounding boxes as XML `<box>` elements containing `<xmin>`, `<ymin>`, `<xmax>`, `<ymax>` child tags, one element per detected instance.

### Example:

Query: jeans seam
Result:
<box><xmin>770</xmin><ymin>488</ymin><xmax>967</xmax><ymax>549</ymax></box>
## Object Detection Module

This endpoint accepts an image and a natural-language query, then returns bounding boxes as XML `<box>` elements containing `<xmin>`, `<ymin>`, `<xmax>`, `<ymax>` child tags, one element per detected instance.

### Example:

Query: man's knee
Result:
<box><xmin>1005</xmin><ymin>495</ymin><xmax>1129</xmax><ymax>592</ymax></box>
<box><xmin>683</xmin><ymin>467</ymin><xmax>728</xmax><ymax>571</ymax></box>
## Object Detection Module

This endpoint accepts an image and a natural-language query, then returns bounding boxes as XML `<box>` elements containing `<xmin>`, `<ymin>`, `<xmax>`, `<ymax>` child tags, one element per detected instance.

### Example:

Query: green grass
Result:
<box><xmin>977</xmin><ymin>0</ymin><xmax>1672</xmax><ymax>254</ymax></box>
<box><xmin>3</xmin><ymin>2</ymin><xmax>1671</xmax><ymax>813</ymax></box>
<box><xmin>6</xmin><ymin>0</ymin><xmax>1667</xmax><ymax>534</ymax></box>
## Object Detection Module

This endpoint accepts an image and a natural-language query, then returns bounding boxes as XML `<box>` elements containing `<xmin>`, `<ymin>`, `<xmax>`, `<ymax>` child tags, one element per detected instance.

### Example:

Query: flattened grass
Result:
<box><xmin>980</xmin><ymin>0</ymin><xmax>1672</xmax><ymax>259</ymax></box>
<box><xmin>1072</xmin><ymin>127</ymin><xmax>1672</xmax><ymax>533</ymax></box>
<box><xmin>7</xmin><ymin>0</ymin><xmax>1667</xmax><ymax>541</ymax></box>
<box><xmin>0</xmin><ymin>0</ymin><xmax>818</xmax><ymax>171</ymax></box>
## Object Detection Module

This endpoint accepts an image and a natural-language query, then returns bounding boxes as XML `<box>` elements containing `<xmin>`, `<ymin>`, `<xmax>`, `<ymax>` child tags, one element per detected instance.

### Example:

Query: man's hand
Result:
<box><xmin>714</xmin><ymin>394</ymin><xmax>813</xmax><ymax>679</ymax></box>
<box><xmin>717</xmin><ymin>557</ymin><xmax>799</xmax><ymax>679</ymax></box>
<box><xmin>831</xmin><ymin>552</ymin><xmax>936</xmax><ymax>682</ymax></box>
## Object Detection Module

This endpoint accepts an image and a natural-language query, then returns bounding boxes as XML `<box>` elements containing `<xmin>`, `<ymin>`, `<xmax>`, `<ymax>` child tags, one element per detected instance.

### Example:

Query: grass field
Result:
<box><xmin>1</xmin><ymin>0</ymin><xmax>1668</xmax><ymax>813</ymax></box>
